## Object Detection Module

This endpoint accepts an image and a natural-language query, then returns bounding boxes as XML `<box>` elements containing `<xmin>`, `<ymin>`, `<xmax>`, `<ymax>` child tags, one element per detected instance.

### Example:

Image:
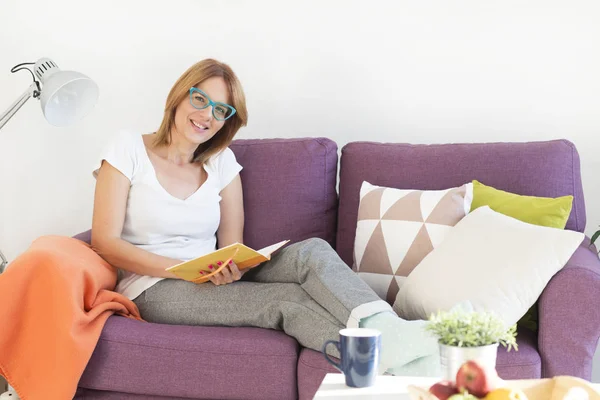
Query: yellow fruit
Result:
<box><xmin>484</xmin><ymin>388</ymin><xmax>529</xmax><ymax>400</ymax></box>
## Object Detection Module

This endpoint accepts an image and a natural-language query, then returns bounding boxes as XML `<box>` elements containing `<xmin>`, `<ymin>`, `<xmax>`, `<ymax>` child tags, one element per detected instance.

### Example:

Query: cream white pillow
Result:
<box><xmin>393</xmin><ymin>206</ymin><xmax>584</xmax><ymax>327</ymax></box>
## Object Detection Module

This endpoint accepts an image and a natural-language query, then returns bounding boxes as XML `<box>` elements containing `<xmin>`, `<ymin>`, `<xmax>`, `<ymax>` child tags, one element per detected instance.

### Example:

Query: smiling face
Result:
<box><xmin>171</xmin><ymin>76</ymin><xmax>230</xmax><ymax>146</ymax></box>
<box><xmin>154</xmin><ymin>59</ymin><xmax>248</xmax><ymax>164</ymax></box>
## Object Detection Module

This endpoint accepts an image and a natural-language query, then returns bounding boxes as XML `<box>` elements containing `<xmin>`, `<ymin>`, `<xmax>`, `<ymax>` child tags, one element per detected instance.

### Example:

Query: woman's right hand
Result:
<box><xmin>202</xmin><ymin>260</ymin><xmax>244</xmax><ymax>286</ymax></box>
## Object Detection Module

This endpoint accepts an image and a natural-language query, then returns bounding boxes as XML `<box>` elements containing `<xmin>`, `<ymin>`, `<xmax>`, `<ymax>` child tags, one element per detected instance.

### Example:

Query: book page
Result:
<box><xmin>257</xmin><ymin>240</ymin><xmax>290</xmax><ymax>258</ymax></box>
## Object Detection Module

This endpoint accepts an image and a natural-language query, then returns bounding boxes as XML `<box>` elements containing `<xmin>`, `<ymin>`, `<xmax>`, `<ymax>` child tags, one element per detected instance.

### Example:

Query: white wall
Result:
<box><xmin>1</xmin><ymin>0</ymin><xmax>599</xmax><ymax>381</ymax></box>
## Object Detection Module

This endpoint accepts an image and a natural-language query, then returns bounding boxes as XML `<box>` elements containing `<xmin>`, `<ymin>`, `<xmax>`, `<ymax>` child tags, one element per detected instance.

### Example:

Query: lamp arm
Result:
<box><xmin>0</xmin><ymin>82</ymin><xmax>39</xmax><ymax>131</ymax></box>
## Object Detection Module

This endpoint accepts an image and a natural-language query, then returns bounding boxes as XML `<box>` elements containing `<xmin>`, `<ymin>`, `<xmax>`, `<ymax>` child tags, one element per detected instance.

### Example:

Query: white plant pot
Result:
<box><xmin>439</xmin><ymin>342</ymin><xmax>498</xmax><ymax>381</ymax></box>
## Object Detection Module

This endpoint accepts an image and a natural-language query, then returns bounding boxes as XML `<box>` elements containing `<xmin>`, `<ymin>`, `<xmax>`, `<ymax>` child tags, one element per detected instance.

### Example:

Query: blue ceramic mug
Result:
<box><xmin>322</xmin><ymin>328</ymin><xmax>381</xmax><ymax>388</ymax></box>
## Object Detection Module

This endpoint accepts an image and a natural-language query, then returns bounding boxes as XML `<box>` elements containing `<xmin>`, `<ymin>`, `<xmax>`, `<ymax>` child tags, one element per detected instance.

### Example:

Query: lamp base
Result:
<box><xmin>0</xmin><ymin>388</ymin><xmax>19</xmax><ymax>399</ymax></box>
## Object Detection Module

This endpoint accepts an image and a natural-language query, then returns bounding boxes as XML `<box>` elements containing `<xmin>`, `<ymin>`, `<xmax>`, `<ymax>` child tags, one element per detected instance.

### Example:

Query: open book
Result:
<box><xmin>165</xmin><ymin>240</ymin><xmax>290</xmax><ymax>284</ymax></box>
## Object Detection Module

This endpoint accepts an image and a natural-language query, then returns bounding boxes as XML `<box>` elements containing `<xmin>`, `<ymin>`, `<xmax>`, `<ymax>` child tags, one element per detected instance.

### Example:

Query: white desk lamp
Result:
<box><xmin>0</xmin><ymin>58</ymin><xmax>98</xmax><ymax>399</ymax></box>
<box><xmin>0</xmin><ymin>57</ymin><xmax>99</xmax><ymax>129</ymax></box>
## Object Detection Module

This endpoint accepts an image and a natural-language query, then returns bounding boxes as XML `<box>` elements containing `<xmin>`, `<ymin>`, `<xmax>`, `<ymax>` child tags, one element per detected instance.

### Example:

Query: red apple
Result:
<box><xmin>429</xmin><ymin>380</ymin><xmax>459</xmax><ymax>400</ymax></box>
<box><xmin>455</xmin><ymin>360</ymin><xmax>497</xmax><ymax>398</ymax></box>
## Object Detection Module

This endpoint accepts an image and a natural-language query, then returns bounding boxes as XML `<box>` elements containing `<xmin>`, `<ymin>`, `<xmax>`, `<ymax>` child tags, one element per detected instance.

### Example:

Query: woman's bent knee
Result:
<box><xmin>296</xmin><ymin>237</ymin><xmax>331</xmax><ymax>252</ymax></box>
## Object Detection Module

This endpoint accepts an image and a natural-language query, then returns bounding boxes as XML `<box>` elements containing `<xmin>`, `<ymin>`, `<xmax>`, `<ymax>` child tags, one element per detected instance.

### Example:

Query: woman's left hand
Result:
<box><xmin>207</xmin><ymin>260</ymin><xmax>245</xmax><ymax>286</ymax></box>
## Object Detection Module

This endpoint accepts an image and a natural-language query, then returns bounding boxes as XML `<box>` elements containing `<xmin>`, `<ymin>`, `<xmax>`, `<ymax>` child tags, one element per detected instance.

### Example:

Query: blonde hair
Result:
<box><xmin>154</xmin><ymin>59</ymin><xmax>248</xmax><ymax>163</ymax></box>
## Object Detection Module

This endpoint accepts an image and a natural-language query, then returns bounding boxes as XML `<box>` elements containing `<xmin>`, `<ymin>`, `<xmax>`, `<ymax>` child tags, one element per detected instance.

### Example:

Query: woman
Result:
<box><xmin>91</xmin><ymin>59</ymin><xmax>439</xmax><ymax>375</ymax></box>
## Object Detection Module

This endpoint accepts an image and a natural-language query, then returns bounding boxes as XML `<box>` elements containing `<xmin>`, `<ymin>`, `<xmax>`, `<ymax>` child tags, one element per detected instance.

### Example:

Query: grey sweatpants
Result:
<box><xmin>133</xmin><ymin>238</ymin><xmax>391</xmax><ymax>356</ymax></box>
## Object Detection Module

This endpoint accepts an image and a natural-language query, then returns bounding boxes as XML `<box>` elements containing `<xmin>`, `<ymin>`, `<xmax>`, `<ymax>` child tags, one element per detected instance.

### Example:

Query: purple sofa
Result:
<box><xmin>74</xmin><ymin>138</ymin><xmax>600</xmax><ymax>400</ymax></box>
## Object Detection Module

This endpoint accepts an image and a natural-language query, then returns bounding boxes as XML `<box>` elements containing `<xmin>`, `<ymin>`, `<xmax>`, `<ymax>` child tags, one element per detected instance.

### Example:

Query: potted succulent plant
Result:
<box><xmin>426</xmin><ymin>309</ymin><xmax>518</xmax><ymax>381</ymax></box>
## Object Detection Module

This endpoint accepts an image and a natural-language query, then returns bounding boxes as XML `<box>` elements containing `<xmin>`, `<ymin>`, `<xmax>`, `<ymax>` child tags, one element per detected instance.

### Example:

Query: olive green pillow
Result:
<box><xmin>470</xmin><ymin>180</ymin><xmax>574</xmax><ymax>331</ymax></box>
<box><xmin>470</xmin><ymin>180</ymin><xmax>573</xmax><ymax>229</ymax></box>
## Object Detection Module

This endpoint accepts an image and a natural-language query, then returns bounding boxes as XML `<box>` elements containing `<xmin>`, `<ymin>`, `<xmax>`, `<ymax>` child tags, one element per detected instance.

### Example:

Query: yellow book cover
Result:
<box><xmin>165</xmin><ymin>240</ymin><xmax>289</xmax><ymax>284</ymax></box>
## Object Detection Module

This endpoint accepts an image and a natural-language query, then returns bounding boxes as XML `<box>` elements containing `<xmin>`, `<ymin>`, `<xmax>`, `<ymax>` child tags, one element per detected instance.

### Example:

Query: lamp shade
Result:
<box><xmin>34</xmin><ymin>58</ymin><xmax>99</xmax><ymax>127</ymax></box>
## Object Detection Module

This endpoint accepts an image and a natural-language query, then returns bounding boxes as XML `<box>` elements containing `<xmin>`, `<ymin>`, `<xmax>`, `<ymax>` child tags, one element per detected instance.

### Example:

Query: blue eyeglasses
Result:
<box><xmin>189</xmin><ymin>88</ymin><xmax>236</xmax><ymax>121</ymax></box>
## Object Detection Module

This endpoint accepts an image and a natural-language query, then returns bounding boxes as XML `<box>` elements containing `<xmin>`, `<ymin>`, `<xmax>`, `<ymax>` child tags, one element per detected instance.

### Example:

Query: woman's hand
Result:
<box><xmin>200</xmin><ymin>261</ymin><xmax>261</xmax><ymax>286</ymax></box>
<box><xmin>203</xmin><ymin>260</ymin><xmax>245</xmax><ymax>286</ymax></box>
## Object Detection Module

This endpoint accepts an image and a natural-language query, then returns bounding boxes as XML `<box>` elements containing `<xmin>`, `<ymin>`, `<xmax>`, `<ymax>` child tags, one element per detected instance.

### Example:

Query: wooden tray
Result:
<box><xmin>407</xmin><ymin>376</ymin><xmax>600</xmax><ymax>400</ymax></box>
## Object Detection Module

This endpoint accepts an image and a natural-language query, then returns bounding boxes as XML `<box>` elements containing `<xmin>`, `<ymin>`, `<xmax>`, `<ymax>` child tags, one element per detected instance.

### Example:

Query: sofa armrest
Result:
<box><xmin>73</xmin><ymin>229</ymin><xmax>92</xmax><ymax>245</ymax></box>
<box><xmin>538</xmin><ymin>237</ymin><xmax>600</xmax><ymax>380</ymax></box>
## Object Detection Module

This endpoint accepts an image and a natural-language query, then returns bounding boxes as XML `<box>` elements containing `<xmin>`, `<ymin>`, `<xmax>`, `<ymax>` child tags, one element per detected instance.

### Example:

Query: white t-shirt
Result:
<box><xmin>95</xmin><ymin>130</ymin><xmax>243</xmax><ymax>300</ymax></box>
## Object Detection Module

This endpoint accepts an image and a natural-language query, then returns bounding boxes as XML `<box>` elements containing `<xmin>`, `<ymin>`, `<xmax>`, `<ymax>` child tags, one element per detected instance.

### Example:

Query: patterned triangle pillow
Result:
<box><xmin>354</xmin><ymin>181</ymin><xmax>473</xmax><ymax>305</ymax></box>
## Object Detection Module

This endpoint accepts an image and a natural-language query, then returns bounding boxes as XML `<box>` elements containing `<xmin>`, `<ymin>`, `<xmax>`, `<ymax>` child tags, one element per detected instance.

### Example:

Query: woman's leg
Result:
<box><xmin>243</xmin><ymin>238</ymin><xmax>392</xmax><ymax>327</ymax></box>
<box><xmin>243</xmin><ymin>238</ymin><xmax>440</xmax><ymax>373</ymax></box>
<box><xmin>133</xmin><ymin>279</ymin><xmax>344</xmax><ymax>357</ymax></box>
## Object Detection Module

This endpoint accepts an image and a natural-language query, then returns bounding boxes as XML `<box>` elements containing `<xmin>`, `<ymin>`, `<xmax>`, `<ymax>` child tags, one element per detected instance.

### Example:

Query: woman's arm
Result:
<box><xmin>217</xmin><ymin>174</ymin><xmax>245</xmax><ymax>248</ymax></box>
<box><xmin>210</xmin><ymin>174</ymin><xmax>245</xmax><ymax>285</ymax></box>
<box><xmin>91</xmin><ymin>161</ymin><xmax>182</xmax><ymax>278</ymax></box>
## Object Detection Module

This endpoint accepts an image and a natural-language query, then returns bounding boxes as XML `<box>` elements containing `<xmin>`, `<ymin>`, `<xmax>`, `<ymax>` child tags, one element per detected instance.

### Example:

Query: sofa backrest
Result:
<box><xmin>336</xmin><ymin>139</ymin><xmax>586</xmax><ymax>267</ymax></box>
<box><xmin>230</xmin><ymin>138</ymin><xmax>339</xmax><ymax>250</ymax></box>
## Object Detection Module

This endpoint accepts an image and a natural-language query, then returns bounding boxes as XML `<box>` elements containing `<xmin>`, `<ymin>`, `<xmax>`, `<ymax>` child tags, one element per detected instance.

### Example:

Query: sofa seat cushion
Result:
<box><xmin>75</xmin><ymin>388</ymin><xmax>190</xmax><ymax>399</ymax></box>
<box><xmin>296</xmin><ymin>346</ymin><xmax>339</xmax><ymax>400</ymax></box>
<box><xmin>296</xmin><ymin>327</ymin><xmax>540</xmax><ymax>400</ymax></box>
<box><xmin>79</xmin><ymin>316</ymin><xmax>299</xmax><ymax>400</ymax></box>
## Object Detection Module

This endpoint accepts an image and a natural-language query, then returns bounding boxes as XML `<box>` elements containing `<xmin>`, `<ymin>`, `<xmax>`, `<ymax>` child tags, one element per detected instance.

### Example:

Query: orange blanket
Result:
<box><xmin>0</xmin><ymin>235</ymin><xmax>142</xmax><ymax>400</ymax></box>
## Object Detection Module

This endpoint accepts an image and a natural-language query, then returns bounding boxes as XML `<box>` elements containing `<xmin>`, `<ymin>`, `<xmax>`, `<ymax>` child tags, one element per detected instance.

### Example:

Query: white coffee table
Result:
<box><xmin>314</xmin><ymin>373</ymin><xmax>600</xmax><ymax>399</ymax></box>
<box><xmin>313</xmin><ymin>373</ymin><xmax>438</xmax><ymax>399</ymax></box>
